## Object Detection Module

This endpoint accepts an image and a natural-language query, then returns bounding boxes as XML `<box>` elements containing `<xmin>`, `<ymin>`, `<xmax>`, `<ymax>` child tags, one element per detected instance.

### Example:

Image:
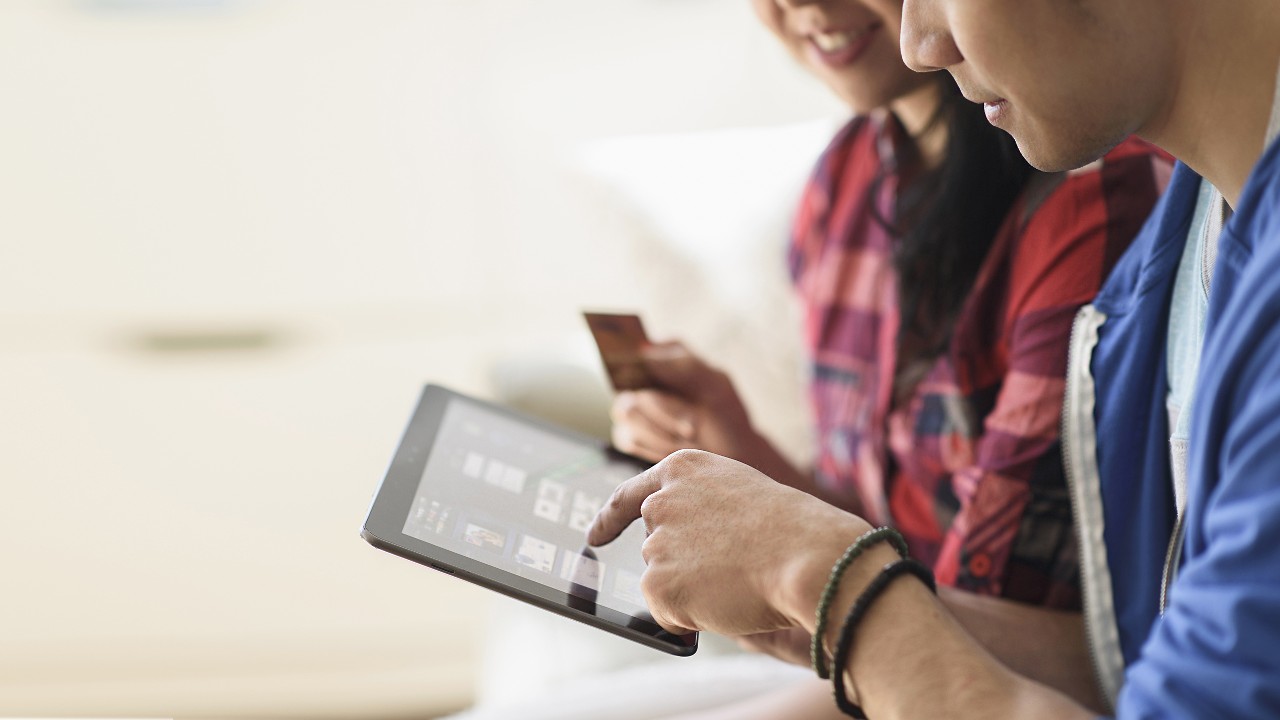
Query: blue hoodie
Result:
<box><xmin>1116</xmin><ymin>135</ymin><xmax>1280</xmax><ymax>718</ymax></box>
<box><xmin>1067</xmin><ymin>138</ymin><xmax>1280</xmax><ymax>717</ymax></box>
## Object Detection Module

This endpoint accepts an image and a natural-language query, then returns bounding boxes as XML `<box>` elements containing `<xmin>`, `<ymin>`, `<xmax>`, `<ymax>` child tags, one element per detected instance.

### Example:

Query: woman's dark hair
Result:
<box><xmin>876</xmin><ymin>73</ymin><xmax>1036</xmax><ymax>370</ymax></box>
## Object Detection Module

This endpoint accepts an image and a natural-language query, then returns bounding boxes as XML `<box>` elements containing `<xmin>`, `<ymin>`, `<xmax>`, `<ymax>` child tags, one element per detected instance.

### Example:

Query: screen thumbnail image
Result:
<box><xmin>462</xmin><ymin>522</ymin><xmax>507</xmax><ymax>554</ymax></box>
<box><xmin>559</xmin><ymin>549</ymin><xmax>605</xmax><ymax>591</ymax></box>
<box><xmin>534</xmin><ymin>479</ymin><xmax>568</xmax><ymax>523</ymax></box>
<box><xmin>567</xmin><ymin>491</ymin><xmax>603</xmax><ymax>533</ymax></box>
<box><xmin>514</xmin><ymin>535</ymin><xmax>558</xmax><ymax>574</ymax></box>
<box><xmin>460</xmin><ymin>450</ymin><xmax>529</xmax><ymax>494</ymax></box>
<box><xmin>612</xmin><ymin>568</ymin><xmax>646</xmax><ymax>607</ymax></box>
<box><xmin>404</xmin><ymin>498</ymin><xmax>452</xmax><ymax>542</ymax></box>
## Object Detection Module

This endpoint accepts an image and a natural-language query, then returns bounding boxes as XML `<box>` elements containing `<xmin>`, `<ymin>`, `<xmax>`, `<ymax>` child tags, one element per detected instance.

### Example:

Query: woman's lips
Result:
<box><xmin>805</xmin><ymin>23</ymin><xmax>881</xmax><ymax>69</ymax></box>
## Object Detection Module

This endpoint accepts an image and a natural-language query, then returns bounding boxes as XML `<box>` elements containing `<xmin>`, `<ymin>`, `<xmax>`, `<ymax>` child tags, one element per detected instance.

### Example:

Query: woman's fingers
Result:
<box><xmin>611</xmin><ymin>390</ymin><xmax>696</xmax><ymax>459</ymax></box>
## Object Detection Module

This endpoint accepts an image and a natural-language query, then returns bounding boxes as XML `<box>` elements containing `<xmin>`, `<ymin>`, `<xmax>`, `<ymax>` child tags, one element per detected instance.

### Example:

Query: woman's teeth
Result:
<box><xmin>812</xmin><ymin>28</ymin><xmax>868</xmax><ymax>52</ymax></box>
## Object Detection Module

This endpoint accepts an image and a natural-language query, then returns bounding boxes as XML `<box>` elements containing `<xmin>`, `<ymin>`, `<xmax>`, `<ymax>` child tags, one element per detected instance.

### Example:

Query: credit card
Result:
<box><xmin>583</xmin><ymin>312</ymin><xmax>654</xmax><ymax>391</ymax></box>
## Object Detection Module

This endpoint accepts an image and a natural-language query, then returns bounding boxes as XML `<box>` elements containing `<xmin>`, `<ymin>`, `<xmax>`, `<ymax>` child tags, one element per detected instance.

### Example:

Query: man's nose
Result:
<box><xmin>901</xmin><ymin>0</ymin><xmax>962</xmax><ymax>72</ymax></box>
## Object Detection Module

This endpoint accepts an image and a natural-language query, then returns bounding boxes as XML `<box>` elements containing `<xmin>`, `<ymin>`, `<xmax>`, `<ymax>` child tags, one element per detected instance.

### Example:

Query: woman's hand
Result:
<box><xmin>610</xmin><ymin>342</ymin><xmax>814</xmax><ymax>495</ymax></box>
<box><xmin>587</xmin><ymin>449</ymin><xmax>870</xmax><ymax>637</ymax></box>
<box><xmin>610</xmin><ymin>342</ymin><xmax>759</xmax><ymax>463</ymax></box>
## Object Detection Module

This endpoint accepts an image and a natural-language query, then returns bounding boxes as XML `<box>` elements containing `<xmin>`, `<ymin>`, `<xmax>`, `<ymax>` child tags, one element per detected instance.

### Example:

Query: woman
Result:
<box><xmin>614</xmin><ymin>0</ymin><xmax>1167</xmax><ymax>612</ymax></box>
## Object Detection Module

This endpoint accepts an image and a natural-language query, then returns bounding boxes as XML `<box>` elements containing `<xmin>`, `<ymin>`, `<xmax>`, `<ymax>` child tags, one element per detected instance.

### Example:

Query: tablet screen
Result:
<box><xmin>364</xmin><ymin>385</ymin><xmax>694</xmax><ymax>654</ymax></box>
<box><xmin>400</xmin><ymin>395</ymin><xmax>653</xmax><ymax>620</ymax></box>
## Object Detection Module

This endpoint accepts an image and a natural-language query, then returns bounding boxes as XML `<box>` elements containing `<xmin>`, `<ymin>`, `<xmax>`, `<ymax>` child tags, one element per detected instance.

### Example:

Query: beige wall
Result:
<box><xmin>0</xmin><ymin>2</ymin><xmax>842</xmax><ymax>717</ymax></box>
<box><xmin>0</xmin><ymin>0</ymin><xmax>839</xmax><ymax>323</ymax></box>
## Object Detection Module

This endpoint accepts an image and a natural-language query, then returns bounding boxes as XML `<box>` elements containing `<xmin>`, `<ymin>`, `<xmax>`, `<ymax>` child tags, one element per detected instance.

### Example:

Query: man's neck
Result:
<box><xmin>1143</xmin><ymin>0</ymin><xmax>1280</xmax><ymax>208</ymax></box>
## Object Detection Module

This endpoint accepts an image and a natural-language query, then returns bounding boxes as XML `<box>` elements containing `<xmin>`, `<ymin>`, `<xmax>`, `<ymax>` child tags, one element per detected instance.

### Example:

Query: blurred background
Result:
<box><xmin>0</xmin><ymin>1</ymin><xmax>844</xmax><ymax>717</ymax></box>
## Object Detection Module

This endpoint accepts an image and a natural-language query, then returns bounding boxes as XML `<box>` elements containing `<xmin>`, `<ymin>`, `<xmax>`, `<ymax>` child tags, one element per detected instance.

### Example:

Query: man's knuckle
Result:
<box><xmin>640</xmin><ymin>490</ymin><xmax>665</xmax><ymax>519</ymax></box>
<box><xmin>640</xmin><ymin>534</ymin><xmax>658</xmax><ymax>565</ymax></box>
<box><xmin>666</xmin><ymin>447</ymin><xmax>701</xmax><ymax>468</ymax></box>
<box><xmin>641</xmin><ymin>565</ymin><xmax>664</xmax><ymax>596</ymax></box>
<box><xmin>608</xmin><ymin>489</ymin><xmax>627</xmax><ymax>512</ymax></box>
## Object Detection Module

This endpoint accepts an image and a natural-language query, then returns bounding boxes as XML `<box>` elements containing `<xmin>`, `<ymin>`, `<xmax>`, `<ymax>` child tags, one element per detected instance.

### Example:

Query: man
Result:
<box><xmin>589</xmin><ymin>0</ymin><xmax>1280</xmax><ymax>716</ymax></box>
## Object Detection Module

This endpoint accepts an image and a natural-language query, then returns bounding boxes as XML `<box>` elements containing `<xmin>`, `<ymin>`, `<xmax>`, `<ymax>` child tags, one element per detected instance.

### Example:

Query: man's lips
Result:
<box><xmin>982</xmin><ymin>99</ymin><xmax>1009</xmax><ymax>125</ymax></box>
<box><xmin>956</xmin><ymin>83</ymin><xmax>1010</xmax><ymax>124</ymax></box>
<box><xmin>958</xmin><ymin>87</ymin><xmax>1004</xmax><ymax>107</ymax></box>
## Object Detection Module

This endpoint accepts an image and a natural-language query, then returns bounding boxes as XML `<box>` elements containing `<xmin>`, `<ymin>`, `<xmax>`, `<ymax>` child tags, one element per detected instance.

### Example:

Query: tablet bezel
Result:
<box><xmin>362</xmin><ymin>384</ymin><xmax>698</xmax><ymax>656</ymax></box>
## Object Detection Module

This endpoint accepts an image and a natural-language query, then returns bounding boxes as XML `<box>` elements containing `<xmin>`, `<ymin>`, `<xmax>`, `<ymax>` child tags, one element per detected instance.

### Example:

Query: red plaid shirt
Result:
<box><xmin>791</xmin><ymin>115</ymin><xmax>1172</xmax><ymax>607</ymax></box>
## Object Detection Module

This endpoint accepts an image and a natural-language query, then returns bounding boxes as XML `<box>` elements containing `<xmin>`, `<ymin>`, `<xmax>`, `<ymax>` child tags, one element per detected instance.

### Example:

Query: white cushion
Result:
<box><xmin>572</xmin><ymin>118</ymin><xmax>845</xmax><ymax>465</ymax></box>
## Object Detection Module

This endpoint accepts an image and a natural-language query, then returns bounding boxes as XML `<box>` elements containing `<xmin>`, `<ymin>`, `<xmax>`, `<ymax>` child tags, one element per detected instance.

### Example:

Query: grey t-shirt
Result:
<box><xmin>1166</xmin><ymin>180</ymin><xmax>1223</xmax><ymax>513</ymax></box>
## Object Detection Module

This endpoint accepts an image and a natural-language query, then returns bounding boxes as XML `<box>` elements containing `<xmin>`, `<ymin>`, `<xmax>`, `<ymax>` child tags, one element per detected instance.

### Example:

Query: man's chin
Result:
<box><xmin>1012</xmin><ymin>132</ymin><xmax>1122</xmax><ymax>174</ymax></box>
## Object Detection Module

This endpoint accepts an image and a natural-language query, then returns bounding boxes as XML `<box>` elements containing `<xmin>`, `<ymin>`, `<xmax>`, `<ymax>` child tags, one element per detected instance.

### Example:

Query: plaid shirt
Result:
<box><xmin>790</xmin><ymin>115</ymin><xmax>1172</xmax><ymax>607</ymax></box>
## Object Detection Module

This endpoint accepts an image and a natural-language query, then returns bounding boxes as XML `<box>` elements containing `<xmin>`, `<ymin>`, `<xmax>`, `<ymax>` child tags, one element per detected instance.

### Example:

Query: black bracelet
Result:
<box><xmin>812</xmin><ymin>527</ymin><xmax>909</xmax><ymax>679</ymax></box>
<box><xmin>830</xmin><ymin>558</ymin><xmax>937</xmax><ymax>719</ymax></box>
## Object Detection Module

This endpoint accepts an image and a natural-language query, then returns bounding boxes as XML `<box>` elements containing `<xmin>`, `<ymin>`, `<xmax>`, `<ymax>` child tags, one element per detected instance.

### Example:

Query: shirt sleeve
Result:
<box><xmin>934</xmin><ymin>152</ymin><xmax>1166</xmax><ymax>607</ymax></box>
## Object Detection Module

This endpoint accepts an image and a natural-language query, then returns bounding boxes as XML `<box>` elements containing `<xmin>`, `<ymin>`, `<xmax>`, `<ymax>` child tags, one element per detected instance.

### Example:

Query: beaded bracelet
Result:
<box><xmin>811</xmin><ymin>527</ymin><xmax>909</xmax><ymax>679</ymax></box>
<box><xmin>831</xmin><ymin>558</ymin><xmax>937</xmax><ymax>719</ymax></box>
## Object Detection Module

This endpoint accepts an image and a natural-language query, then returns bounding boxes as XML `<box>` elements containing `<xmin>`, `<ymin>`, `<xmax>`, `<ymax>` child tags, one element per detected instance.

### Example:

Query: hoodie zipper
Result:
<box><xmin>1061</xmin><ymin>304</ymin><xmax>1122</xmax><ymax>710</ymax></box>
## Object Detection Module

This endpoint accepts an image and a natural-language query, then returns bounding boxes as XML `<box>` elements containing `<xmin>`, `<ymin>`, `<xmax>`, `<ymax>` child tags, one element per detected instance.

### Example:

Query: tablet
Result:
<box><xmin>362</xmin><ymin>384</ymin><xmax>698</xmax><ymax>656</ymax></box>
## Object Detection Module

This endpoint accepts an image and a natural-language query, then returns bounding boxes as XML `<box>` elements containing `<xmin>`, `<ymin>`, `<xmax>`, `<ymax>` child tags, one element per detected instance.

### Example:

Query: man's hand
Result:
<box><xmin>736</xmin><ymin>627</ymin><xmax>814</xmax><ymax>668</ymax></box>
<box><xmin>587</xmin><ymin>449</ymin><xmax>869</xmax><ymax>637</ymax></box>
